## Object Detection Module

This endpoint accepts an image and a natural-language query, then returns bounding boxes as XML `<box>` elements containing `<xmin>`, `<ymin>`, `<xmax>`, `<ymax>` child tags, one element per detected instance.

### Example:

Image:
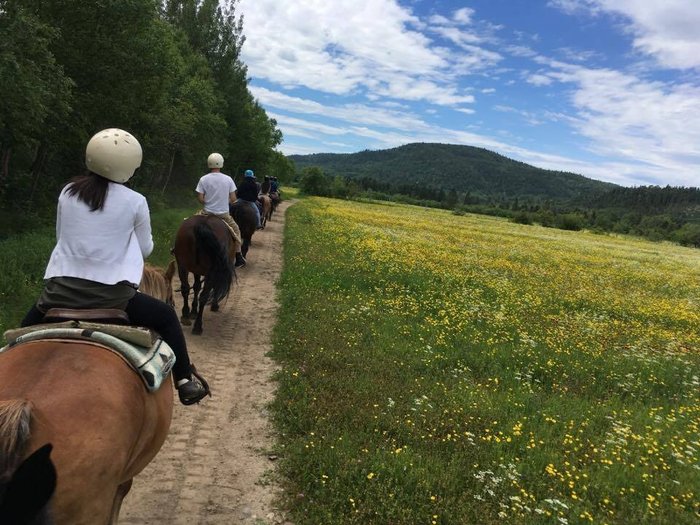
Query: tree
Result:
<box><xmin>299</xmin><ymin>167</ymin><xmax>328</xmax><ymax>196</ymax></box>
<box><xmin>673</xmin><ymin>223</ymin><xmax>700</xmax><ymax>247</ymax></box>
<box><xmin>0</xmin><ymin>2</ymin><xmax>72</xmax><ymax>189</ymax></box>
<box><xmin>445</xmin><ymin>188</ymin><xmax>458</xmax><ymax>208</ymax></box>
<box><xmin>268</xmin><ymin>151</ymin><xmax>295</xmax><ymax>183</ymax></box>
<box><xmin>163</xmin><ymin>0</ymin><xmax>282</xmax><ymax>178</ymax></box>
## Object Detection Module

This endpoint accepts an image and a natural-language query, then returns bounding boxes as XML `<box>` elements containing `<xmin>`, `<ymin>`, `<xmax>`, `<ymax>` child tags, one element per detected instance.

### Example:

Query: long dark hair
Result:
<box><xmin>65</xmin><ymin>172</ymin><xmax>109</xmax><ymax>211</ymax></box>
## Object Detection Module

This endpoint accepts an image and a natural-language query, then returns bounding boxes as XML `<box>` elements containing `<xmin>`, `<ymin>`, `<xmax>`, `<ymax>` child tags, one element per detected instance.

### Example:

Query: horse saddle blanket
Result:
<box><xmin>1</xmin><ymin>321</ymin><xmax>175</xmax><ymax>393</ymax></box>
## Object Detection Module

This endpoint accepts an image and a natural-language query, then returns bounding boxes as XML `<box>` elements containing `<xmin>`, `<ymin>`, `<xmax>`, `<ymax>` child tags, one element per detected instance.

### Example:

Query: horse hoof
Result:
<box><xmin>211</xmin><ymin>304</ymin><xmax>219</xmax><ymax>312</ymax></box>
<box><xmin>192</xmin><ymin>327</ymin><xmax>203</xmax><ymax>335</ymax></box>
<box><xmin>181</xmin><ymin>318</ymin><xmax>192</xmax><ymax>326</ymax></box>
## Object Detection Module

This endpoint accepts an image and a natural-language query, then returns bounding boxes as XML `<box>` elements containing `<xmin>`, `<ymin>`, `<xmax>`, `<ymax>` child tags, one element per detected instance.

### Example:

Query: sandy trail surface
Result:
<box><xmin>121</xmin><ymin>201</ymin><xmax>292</xmax><ymax>525</ymax></box>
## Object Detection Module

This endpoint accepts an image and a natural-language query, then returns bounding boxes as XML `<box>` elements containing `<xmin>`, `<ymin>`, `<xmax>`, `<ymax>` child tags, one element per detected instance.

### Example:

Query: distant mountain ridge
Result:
<box><xmin>289</xmin><ymin>142</ymin><xmax>617</xmax><ymax>200</ymax></box>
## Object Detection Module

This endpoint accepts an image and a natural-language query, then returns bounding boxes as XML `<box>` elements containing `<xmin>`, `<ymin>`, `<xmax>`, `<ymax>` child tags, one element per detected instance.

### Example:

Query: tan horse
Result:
<box><xmin>0</xmin><ymin>262</ymin><xmax>177</xmax><ymax>524</ymax></box>
<box><xmin>258</xmin><ymin>194</ymin><xmax>272</xmax><ymax>229</ymax></box>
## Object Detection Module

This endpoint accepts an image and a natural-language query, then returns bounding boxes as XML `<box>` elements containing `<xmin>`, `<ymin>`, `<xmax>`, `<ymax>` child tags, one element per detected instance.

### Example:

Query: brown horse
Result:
<box><xmin>172</xmin><ymin>215</ymin><xmax>235</xmax><ymax>335</ymax></box>
<box><xmin>258</xmin><ymin>194</ymin><xmax>272</xmax><ymax>229</ymax></box>
<box><xmin>269</xmin><ymin>191</ymin><xmax>281</xmax><ymax>214</ymax></box>
<box><xmin>0</xmin><ymin>263</ymin><xmax>176</xmax><ymax>524</ymax></box>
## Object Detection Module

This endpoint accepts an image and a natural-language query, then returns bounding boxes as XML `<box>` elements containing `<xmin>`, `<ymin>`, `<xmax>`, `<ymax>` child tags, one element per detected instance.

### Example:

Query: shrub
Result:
<box><xmin>555</xmin><ymin>213</ymin><xmax>584</xmax><ymax>231</ymax></box>
<box><xmin>511</xmin><ymin>211</ymin><xmax>532</xmax><ymax>225</ymax></box>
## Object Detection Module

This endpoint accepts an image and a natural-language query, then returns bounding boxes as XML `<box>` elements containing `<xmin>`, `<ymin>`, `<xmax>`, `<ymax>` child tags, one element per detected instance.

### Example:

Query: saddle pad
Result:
<box><xmin>0</xmin><ymin>327</ymin><xmax>175</xmax><ymax>393</ymax></box>
<box><xmin>4</xmin><ymin>320</ymin><xmax>156</xmax><ymax>348</ymax></box>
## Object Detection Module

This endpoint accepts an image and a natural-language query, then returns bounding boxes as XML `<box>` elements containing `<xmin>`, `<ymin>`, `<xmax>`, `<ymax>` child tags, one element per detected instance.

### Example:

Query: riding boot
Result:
<box><xmin>177</xmin><ymin>364</ymin><xmax>211</xmax><ymax>405</ymax></box>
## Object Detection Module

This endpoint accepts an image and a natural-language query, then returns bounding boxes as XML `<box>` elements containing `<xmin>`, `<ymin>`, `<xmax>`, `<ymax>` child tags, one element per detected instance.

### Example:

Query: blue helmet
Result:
<box><xmin>244</xmin><ymin>169</ymin><xmax>255</xmax><ymax>178</ymax></box>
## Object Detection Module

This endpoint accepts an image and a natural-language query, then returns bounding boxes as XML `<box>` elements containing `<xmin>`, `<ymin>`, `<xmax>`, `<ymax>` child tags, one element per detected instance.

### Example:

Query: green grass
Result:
<box><xmin>271</xmin><ymin>197</ymin><xmax>700</xmax><ymax>524</ymax></box>
<box><xmin>0</xmin><ymin>206</ymin><xmax>195</xmax><ymax>335</ymax></box>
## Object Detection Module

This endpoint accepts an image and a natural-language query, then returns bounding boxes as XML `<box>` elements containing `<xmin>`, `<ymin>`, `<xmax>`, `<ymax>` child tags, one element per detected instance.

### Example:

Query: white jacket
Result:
<box><xmin>44</xmin><ymin>182</ymin><xmax>154</xmax><ymax>286</ymax></box>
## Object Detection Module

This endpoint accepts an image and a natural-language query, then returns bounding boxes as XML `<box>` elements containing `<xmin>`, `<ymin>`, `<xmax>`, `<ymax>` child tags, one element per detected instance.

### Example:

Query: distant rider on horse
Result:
<box><xmin>260</xmin><ymin>175</ymin><xmax>271</xmax><ymax>195</ymax></box>
<box><xmin>195</xmin><ymin>153</ymin><xmax>247</xmax><ymax>268</ymax></box>
<box><xmin>233</xmin><ymin>169</ymin><xmax>262</xmax><ymax>229</ymax></box>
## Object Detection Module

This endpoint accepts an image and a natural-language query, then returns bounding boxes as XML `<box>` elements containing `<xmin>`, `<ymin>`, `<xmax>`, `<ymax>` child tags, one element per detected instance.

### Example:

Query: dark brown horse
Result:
<box><xmin>230</xmin><ymin>201</ymin><xmax>257</xmax><ymax>258</ymax></box>
<box><xmin>172</xmin><ymin>215</ymin><xmax>235</xmax><ymax>334</ymax></box>
<box><xmin>0</xmin><ymin>264</ymin><xmax>176</xmax><ymax>524</ymax></box>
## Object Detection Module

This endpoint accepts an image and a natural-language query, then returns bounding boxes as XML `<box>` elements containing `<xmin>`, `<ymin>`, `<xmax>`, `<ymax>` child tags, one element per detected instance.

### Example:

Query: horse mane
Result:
<box><xmin>0</xmin><ymin>400</ymin><xmax>32</xmax><ymax>478</ymax></box>
<box><xmin>140</xmin><ymin>261</ymin><xmax>176</xmax><ymax>304</ymax></box>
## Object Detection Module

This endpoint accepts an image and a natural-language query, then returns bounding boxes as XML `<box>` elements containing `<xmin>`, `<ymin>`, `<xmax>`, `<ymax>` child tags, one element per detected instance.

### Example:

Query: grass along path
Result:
<box><xmin>271</xmin><ymin>197</ymin><xmax>700</xmax><ymax>524</ymax></box>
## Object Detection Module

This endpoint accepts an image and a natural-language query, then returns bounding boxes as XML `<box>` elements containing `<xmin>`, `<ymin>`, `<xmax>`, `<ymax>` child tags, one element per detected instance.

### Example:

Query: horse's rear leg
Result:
<box><xmin>192</xmin><ymin>282</ymin><xmax>211</xmax><ymax>335</ymax></box>
<box><xmin>178</xmin><ymin>268</ymin><xmax>192</xmax><ymax>325</ymax></box>
<box><xmin>109</xmin><ymin>479</ymin><xmax>132</xmax><ymax>524</ymax></box>
<box><xmin>190</xmin><ymin>275</ymin><xmax>202</xmax><ymax>320</ymax></box>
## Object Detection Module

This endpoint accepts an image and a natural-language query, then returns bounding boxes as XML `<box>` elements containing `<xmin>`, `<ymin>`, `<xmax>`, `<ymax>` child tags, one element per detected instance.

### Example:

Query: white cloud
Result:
<box><xmin>453</xmin><ymin>8</ymin><xmax>475</xmax><ymax>25</ymax></box>
<box><xmin>540</xmin><ymin>61</ymin><xmax>700</xmax><ymax>186</ymax></box>
<box><xmin>506</xmin><ymin>45</ymin><xmax>539</xmax><ymax>58</ymax></box>
<box><xmin>550</xmin><ymin>0</ymin><xmax>700</xmax><ymax>69</ymax></box>
<box><xmin>250</xmin><ymin>86</ymin><xmax>432</xmax><ymax>130</ymax></box>
<box><xmin>547</xmin><ymin>0</ymin><xmax>602</xmax><ymax>15</ymax></box>
<box><xmin>239</xmin><ymin>0</ymin><xmax>490</xmax><ymax>107</ymax></box>
<box><xmin>526</xmin><ymin>73</ymin><xmax>554</xmax><ymax>86</ymax></box>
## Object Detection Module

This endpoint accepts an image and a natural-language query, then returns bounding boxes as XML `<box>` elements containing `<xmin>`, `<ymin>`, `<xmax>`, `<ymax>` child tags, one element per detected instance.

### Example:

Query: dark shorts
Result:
<box><xmin>37</xmin><ymin>277</ymin><xmax>137</xmax><ymax>312</ymax></box>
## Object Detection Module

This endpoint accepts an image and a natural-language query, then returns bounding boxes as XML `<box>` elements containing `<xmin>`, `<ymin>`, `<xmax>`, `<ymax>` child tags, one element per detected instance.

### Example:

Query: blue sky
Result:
<box><xmin>237</xmin><ymin>0</ymin><xmax>700</xmax><ymax>187</ymax></box>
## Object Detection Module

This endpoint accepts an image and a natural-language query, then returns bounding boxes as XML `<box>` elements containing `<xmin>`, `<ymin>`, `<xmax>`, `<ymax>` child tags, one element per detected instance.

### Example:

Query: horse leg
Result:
<box><xmin>108</xmin><ymin>479</ymin><xmax>132</xmax><ymax>524</ymax></box>
<box><xmin>242</xmin><ymin>238</ymin><xmax>250</xmax><ymax>258</ymax></box>
<box><xmin>190</xmin><ymin>274</ymin><xmax>202</xmax><ymax>319</ymax></box>
<box><xmin>192</xmin><ymin>281</ymin><xmax>211</xmax><ymax>335</ymax></box>
<box><xmin>178</xmin><ymin>268</ymin><xmax>192</xmax><ymax>325</ymax></box>
<box><xmin>211</xmin><ymin>298</ymin><xmax>219</xmax><ymax>312</ymax></box>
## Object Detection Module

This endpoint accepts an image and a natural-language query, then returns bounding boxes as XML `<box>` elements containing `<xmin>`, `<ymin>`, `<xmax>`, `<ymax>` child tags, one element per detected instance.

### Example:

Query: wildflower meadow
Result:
<box><xmin>272</xmin><ymin>197</ymin><xmax>700</xmax><ymax>524</ymax></box>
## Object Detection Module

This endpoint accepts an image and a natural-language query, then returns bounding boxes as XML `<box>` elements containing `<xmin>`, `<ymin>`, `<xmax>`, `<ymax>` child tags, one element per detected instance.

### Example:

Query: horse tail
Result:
<box><xmin>0</xmin><ymin>400</ymin><xmax>32</xmax><ymax>478</ymax></box>
<box><xmin>194</xmin><ymin>222</ymin><xmax>234</xmax><ymax>304</ymax></box>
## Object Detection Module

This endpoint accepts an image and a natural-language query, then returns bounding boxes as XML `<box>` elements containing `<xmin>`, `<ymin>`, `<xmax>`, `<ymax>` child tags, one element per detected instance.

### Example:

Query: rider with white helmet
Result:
<box><xmin>22</xmin><ymin>128</ymin><xmax>210</xmax><ymax>405</ymax></box>
<box><xmin>196</xmin><ymin>153</ymin><xmax>246</xmax><ymax>267</ymax></box>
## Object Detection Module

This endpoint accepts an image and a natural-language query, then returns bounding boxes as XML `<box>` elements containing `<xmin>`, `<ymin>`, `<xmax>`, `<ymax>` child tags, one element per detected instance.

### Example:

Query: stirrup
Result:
<box><xmin>178</xmin><ymin>364</ymin><xmax>211</xmax><ymax>405</ymax></box>
<box><xmin>191</xmin><ymin>364</ymin><xmax>211</xmax><ymax>396</ymax></box>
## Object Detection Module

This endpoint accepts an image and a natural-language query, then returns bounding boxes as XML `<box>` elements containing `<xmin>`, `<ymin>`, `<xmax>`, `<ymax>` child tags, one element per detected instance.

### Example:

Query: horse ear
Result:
<box><xmin>0</xmin><ymin>443</ymin><xmax>57</xmax><ymax>523</ymax></box>
<box><xmin>164</xmin><ymin>259</ymin><xmax>177</xmax><ymax>282</ymax></box>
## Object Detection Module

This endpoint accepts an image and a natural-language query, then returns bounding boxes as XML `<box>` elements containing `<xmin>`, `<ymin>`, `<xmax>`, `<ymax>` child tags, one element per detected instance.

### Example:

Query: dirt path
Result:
<box><xmin>121</xmin><ymin>201</ymin><xmax>293</xmax><ymax>525</ymax></box>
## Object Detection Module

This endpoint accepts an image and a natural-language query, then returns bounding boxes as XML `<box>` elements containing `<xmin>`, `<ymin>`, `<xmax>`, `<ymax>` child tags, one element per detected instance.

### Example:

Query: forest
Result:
<box><xmin>0</xmin><ymin>0</ymin><xmax>293</xmax><ymax>236</ymax></box>
<box><xmin>292</xmin><ymin>144</ymin><xmax>700</xmax><ymax>247</ymax></box>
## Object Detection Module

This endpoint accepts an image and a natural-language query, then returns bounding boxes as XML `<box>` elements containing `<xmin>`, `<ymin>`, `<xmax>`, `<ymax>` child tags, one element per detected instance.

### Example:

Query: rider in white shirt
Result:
<box><xmin>195</xmin><ymin>153</ymin><xmax>246</xmax><ymax>268</ymax></box>
<box><xmin>22</xmin><ymin>128</ymin><xmax>210</xmax><ymax>405</ymax></box>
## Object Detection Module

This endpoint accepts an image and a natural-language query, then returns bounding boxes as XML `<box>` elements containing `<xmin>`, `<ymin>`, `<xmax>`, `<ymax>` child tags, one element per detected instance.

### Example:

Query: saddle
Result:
<box><xmin>1</xmin><ymin>309</ymin><xmax>175</xmax><ymax>393</ymax></box>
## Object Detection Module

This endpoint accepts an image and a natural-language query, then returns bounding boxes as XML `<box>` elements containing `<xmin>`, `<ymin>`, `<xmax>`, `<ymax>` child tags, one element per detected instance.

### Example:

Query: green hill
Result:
<box><xmin>289</xmin><ymin>142</ymin><xmax>616</xmax><ymax>200</ymax></box>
